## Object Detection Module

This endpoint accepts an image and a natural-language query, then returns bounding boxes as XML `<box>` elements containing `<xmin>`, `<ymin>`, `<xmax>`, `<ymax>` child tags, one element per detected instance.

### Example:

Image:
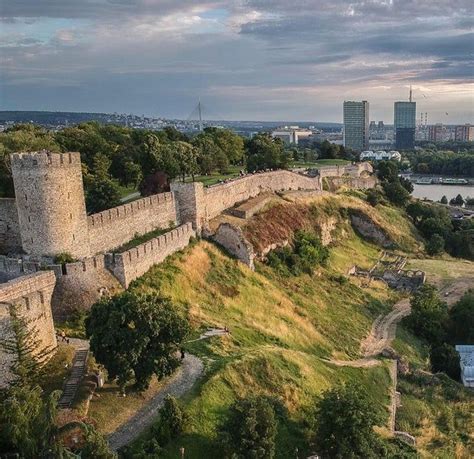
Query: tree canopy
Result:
<box><xmin>314</xmin><ymin>383</ymin><xmax>384</xmax><ymax>459</ymax></box>
<box><xmin>85</xmin><ymin>292</ymin><xmax>190</xmax><ymax>391</ymax></box>
<box><xmin>220</xmin><ymin>395</ymin><xmax>277</xmax><ymax>459</ymax></box>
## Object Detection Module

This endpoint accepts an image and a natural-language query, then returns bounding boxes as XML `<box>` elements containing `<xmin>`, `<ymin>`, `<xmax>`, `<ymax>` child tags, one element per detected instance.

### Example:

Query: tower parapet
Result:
<box><xmin>11</xmin><ymin>150</ymin><xmax>91</xmax><ymax>259</ymax></box>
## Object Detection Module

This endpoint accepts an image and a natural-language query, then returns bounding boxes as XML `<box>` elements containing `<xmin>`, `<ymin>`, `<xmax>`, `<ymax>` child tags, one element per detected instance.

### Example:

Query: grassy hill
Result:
<box><xmin>110</xmin><ymin>194</ymin><xmax>472</xmax><ymax>458</ymax></box>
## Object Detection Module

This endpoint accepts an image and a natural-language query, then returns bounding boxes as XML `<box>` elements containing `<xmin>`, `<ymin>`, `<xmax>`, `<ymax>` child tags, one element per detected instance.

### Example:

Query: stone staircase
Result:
<box><xmin>58</xmin><ymin>346</ymin><xmax>89</xmax><ymax>409</ymax></box>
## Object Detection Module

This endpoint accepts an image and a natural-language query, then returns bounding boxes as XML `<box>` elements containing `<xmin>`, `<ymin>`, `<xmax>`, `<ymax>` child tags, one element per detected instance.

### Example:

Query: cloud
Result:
<box><xmin>1</xmin><ymin>0</ymin><xmax>473</xmax><ymax>122</ymax></box>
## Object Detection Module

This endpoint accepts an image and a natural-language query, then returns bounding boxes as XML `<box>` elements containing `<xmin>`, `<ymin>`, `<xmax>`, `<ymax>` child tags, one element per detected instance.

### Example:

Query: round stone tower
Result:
<box><xmin>11</xmin><ymin>151</ymin><xmax>91</xmax><ymax>259</ymax></box>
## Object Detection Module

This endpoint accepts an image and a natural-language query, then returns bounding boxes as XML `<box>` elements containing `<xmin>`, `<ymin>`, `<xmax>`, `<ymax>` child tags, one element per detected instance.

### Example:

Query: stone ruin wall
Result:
<box><xmin>324</xmin><ymin>176</ymin><xmax>378</xmax><ymax>192</ymax></box>
<box><xmin>0</xmin><ymin>198</ymin><xmax>22</xmax><ymax>254</ymax></box>
<box><xmin>106</xmin><ymin>223</ymin><xmax>195</xmax><ymax>288</ymax></box>
<box><xmin>203</xmin><ymin>170</ymin><xmax>322</xmax><ymax>220</ymax></box>
<box><xmin>88</xmin><ymin>192</ymin><xmax>177</xmax><ymax>254</ymax></box>
<box><xmin>0</xmin><ymin>271</ymin><xmax>57</xmax><ymax>387</ymax></box>
<box><xmin>212</xmin><ymin>223</ymin><xmax>255</xmax><ymax>270</ymax></box>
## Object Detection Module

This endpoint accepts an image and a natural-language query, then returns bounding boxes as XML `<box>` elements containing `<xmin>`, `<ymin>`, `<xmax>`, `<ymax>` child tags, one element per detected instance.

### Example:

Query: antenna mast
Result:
<box><xmin>409</xmin><ymin>85</ymin><xmax>413</xmax><ymax>102</ymax></box>
<box><xmin>198</xmin><ymin>99</ymin><xmax>203</xmax><ymax>132</ymax></box>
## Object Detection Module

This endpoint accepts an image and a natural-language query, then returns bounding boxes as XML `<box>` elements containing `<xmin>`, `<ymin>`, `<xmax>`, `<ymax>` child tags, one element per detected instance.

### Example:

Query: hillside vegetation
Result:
<box><xmin>122</xmin><ymin>197</ymin><xmax>428</xmax><ymax>457</ymax></box>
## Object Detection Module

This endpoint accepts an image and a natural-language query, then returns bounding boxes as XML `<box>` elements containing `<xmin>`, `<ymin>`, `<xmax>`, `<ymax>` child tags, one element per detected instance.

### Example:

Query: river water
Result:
<box><xmin>411</xmin><ymin>184</ymin><xmax>474</xmax><ymax>202</ymax></box>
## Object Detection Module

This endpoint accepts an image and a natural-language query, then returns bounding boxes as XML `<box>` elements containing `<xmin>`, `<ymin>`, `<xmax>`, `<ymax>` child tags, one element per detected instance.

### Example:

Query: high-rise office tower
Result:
<box><xmin>394</xmin><ymin>88</ymin><xmax>416</xmax><ymax>149</ymax></box>
<box><xmin>343</xmin><ymin>100</ymin><xmax>369</xmax><ymax>151</ymax></box>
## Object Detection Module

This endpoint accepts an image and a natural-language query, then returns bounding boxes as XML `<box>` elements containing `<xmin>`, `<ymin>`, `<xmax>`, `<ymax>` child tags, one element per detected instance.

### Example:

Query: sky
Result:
<box><xmin>1</xmin><ymin>1</ymin><xmax>473</xmax><ymax>123</ymax></box>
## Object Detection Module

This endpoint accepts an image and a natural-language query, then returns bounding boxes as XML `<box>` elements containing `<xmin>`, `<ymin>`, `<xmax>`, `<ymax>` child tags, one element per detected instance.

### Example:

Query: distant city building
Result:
<box><xmin>271</xmin><ymin>126</ymin><xmax>313</xmax><ymax>145</ymax></box>
<box><xmin>343</xmin><ymin>101</ymin><xmax>369</xmax><ymax>151</ymax></box>
<box><xmin>428</xmin><ymin>123</ymin><xmax>445</xmax><ymax>142</ymax></box>
<box><xmin>360</xmin><ymin>150</ymin><xmax>401</xmax><ymax>162</ymax></box>
<box><xmin>394</xmin><ymin>101</ymin><xmax>416</xmax><ymax>149</ymax></box>
<box><xmin>455</xmin><ymin>124</ymin><xmax>474</xmax><ymax>142</ymax></box>
<box><xmin>369</xmin><ymin>120</ymin><xmax>388</xmax><ymax>141</ymax></box>
<box><xmin>455</xmin><ymin>345</ymin><xmax>474</xmax><ymax>388</ymax></box>
<box><xmin>368</xmin><ymin>139</ymin><xmax>395</xmax><ymax>150</ymax></box>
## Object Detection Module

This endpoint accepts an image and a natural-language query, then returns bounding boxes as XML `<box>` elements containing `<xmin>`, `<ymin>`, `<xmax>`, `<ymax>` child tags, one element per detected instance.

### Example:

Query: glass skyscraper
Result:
<box><xmin>343</xmin><ymin>101</ymin><xmax>369</xmax><ymax>152</ymax></box>
<box><xmin>394</xmin><ymin>101</ymin><xmax>416</xmax><ymax>149</ymax></box>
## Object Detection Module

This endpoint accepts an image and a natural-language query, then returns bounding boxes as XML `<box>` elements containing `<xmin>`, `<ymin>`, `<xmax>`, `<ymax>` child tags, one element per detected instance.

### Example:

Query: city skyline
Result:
<box><xmin>1</xmin><ymin>1</ymin><xmax>473</xmax><ymax>123</ymax></box>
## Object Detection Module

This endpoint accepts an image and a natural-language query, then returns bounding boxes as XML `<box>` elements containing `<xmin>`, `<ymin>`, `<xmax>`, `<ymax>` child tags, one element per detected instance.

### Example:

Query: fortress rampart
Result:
<box><xmin>106</xmin><ymin>223</ymin><xmax>195</xmax><ymax>288</ymax></box>
<box><xmin>171</xmin><ymin>169</ymin><xmax>327</xmax><ymax>229</ymax></box>
<box><xmin>0</xmin><ymin>198</ymin><xmax>22</xmax><ymax>253</ymax></box>
<box><xmin>2</xmin><ymin>151</ymin><xmax>374</xmax><ymax>318</ymax></box>
<box><xmin>0</xmin><ymin>271</ymin><xmax>57</xmax><ymax>387</ymax></box>
<box><xmin>88</xmin><ymin>192</ymin><xmax>177</xmax><ymax>254</ymax></box>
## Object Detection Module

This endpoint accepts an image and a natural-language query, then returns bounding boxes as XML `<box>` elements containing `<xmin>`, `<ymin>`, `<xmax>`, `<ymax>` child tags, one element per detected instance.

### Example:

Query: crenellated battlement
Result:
<box><xmin>88</xmin><ymin>192</ymin><xmax>174</xmax><ymax>228</ymax></box>
<box><xmin>106</xmin><ymin>223</ymin><xmax>195</xmax><ymax>287</ymax></box>
<box><xmin>11</xmin><ymin>150</ymin><xmax>81</xmax><ymax>169</ymax></box>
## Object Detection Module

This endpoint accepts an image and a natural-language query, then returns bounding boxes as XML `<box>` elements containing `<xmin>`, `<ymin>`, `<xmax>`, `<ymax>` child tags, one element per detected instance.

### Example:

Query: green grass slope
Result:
<box><xmin>127</xmin><ymin>198</ymin><xmax>412</xmax><ymax>456</ymax></box>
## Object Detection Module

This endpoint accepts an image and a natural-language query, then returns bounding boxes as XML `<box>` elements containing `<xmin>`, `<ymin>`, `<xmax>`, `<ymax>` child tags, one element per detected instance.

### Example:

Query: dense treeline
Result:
<box><xmin>404</xmin><ymin>286</ymin><xmax>474</xmax><ymax>380</ymax></box>
<box><xmin>0</xmin><ymin>123</ymin><xmax>245</xmax><ymax>212</ymax></box>
<box><xmin>406</xmin><ymin>150</ymin><xmax>474</xmax><ymax>176</ymax></box>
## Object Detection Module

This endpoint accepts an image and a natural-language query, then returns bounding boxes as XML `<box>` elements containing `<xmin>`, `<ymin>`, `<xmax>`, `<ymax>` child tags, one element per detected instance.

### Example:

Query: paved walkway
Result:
<box><xmin>108</xmin><ymin>354</ymin><xmax>204</xmax><ymax>451</ymax></box>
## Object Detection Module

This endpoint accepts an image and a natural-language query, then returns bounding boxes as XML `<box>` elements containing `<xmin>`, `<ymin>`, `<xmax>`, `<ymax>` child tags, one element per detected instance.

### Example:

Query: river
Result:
<box><xmin>411</xmin><ymin>184</ymin><xmax>474</xmax><ymax>202</ymax></box>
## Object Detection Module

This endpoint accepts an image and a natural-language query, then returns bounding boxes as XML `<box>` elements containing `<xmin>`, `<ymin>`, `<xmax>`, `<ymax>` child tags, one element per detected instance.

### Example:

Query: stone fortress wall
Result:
<box><xmin>0</xmin><ymin>150</ymin><xmax>375</xmax><ymax>387</ymax></box>
<box><xmin>0</xmin><ymin>271</ymin><xmax>57</xmax><ymax>387</ymax></box>
<box><xmin>106</xmin><ymin>223</ymin><xmax>195</xmax><ymax>288</ymax></box>
<box><xmin>0</xmin><ymin>198</ymin><xmax>22</xmax><ymax>253</ymax></box>
<box><xmin>88</xmin><ymin>192</ymin><xmax>177</xmax><ymax>254</ymax></box>
<box><xmin>1</xmin><ymin>151</ymin><xmax>374</xmax><ymax>309</ymax></box>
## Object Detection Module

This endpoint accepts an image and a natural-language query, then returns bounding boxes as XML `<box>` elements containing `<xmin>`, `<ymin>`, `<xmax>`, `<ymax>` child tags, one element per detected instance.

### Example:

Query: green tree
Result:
<box><xmin>85</xmin><ymin>292</ymin><xmax>190</xmax><ymax>392</ymax></box>
<box><xmin>168</xmin><ymin>141</ymin><xmax>199</xmax><ymax>182</ymax></box>
<box><xmin>405</xmin><ymin>284</ymin><xmax>448</xmax><ymax>345</ymax></box>
<box><xmin>152</xmin><ymin>395</ymin><xmax>187</xmax><ymax>445</ymax></box>
<box><xmin>449</xmin><ymin>194</ymin><xmax>464</xmax><ymax>207</ymax></box>
<box><xmin>246</xmin><ymin>133</ymin><xmax>285</xmax><ymax>171</ymax></box>
<box><xmin>382</xmin><ymin>180</ymin><xmax>410</xmax><ymax>206</ymax></box>
<box><xmin>220</xmin><ymin>395</ymin><xmax>277</xmax><ymax>459</ymax></box>
<box><xmin>440</xmin><ymin>195</ymin><xmax>448</xmax><ymax>204</ymax></box>
<box><xmin>85</xmin><ymin>176</ymin><xmax>121</xmax><ymax>214</ymax></box>
<box><xmin>426</xmin><ymin>233</ymin><xmax>445</xmax><ymax>256</ymax></box>
<box><xmin>376</xmin><ymin>160</ymin><xmax>399</xmax><ymax>182</ymax></box>
<box><xmin>319</xmin><ymin>140</ymin><xmax>340</xmax><ymax>159</ymax></box>
<box><xmin>449</xmin><ymin>290</ymin><xmax>474</xmax><ymax>344</ymax></box>
<box><xmin>430</xmin><ymin>343</ymin><xmax>461</xmax><ymax>380</ymax></box>
<box><xmin>314</xmin><ymin>383</ymin><xmax>384</xmax><ymax>459</ymax></box>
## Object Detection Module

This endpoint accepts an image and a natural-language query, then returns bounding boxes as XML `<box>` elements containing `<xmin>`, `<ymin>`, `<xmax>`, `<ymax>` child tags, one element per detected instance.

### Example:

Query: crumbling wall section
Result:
<box><xmin>212</xmin><ymin>223</ymin><xmax>255</xmax><ymax>269</ymax></box>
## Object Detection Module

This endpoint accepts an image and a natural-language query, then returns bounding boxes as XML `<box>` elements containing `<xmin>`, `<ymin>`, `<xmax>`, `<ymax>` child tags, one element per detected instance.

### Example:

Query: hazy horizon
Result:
<box><xmin>1</xmin><ymin>1</ymin><xmax>473</xmax><ymax>123</ymax></box>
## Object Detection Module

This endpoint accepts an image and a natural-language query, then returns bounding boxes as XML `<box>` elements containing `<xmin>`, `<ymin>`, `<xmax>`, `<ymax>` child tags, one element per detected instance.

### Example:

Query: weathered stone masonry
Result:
<box><xmin>106</xmin><ymin>223</ymin><xmax>195</xmax><ymax>288</ymax></box>
<box><xmin>88</xmin><ymin>192</ymin><xmax>177</xmax><ymax>254</ymax></box>
<box><xmin>0</xmin><ymin>198</ymin><xmax>22</xmax><ymax>253</ymax></box>
<box><xmin>0</xmin><ymin>271</ymin><xmax>57</xmax><ymax>387</ymax></box>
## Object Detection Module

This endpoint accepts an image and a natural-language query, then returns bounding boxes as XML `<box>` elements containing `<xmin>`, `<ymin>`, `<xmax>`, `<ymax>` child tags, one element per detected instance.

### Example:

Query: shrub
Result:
<box><xmin>220</xmin><ymin>395</ymin><xmax>277</xmax><ymax>459</ymax></box>
<box><xmin>266</xmin><ymin>231</ymin><xmax>329</xmax><ymax>276</ymax></box>
<box><xmin>152</xmin><ymin>395</ymin><xmax>187</xmax><ymax>445</ymax></box>
<box><xmin>426</xmin><ymin>233</ymin><xmax>445</xmax><ymax>255</ymax></box>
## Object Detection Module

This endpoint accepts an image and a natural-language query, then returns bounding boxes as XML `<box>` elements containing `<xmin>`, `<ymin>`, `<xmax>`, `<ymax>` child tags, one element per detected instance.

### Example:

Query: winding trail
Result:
<box><xmin>107</xmin><ymin>328</ymin><xmax>228</xmax><ymax>451</ymax></box>
<box><xmin>328</xmin><ymin>297</ymin><xmax>411</xmax><ymax>432</ymax></box>
<box><xmin>108</xmin><ymin>354</ymin><xmax>204</xmax><ymax>451</ymax></box>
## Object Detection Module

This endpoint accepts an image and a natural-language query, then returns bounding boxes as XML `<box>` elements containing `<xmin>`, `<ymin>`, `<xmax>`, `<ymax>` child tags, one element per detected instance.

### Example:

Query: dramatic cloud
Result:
<box><xmin>0</xmin><ymin>0</ymin><xmax>473</xmax><ymax>121</ymax></box>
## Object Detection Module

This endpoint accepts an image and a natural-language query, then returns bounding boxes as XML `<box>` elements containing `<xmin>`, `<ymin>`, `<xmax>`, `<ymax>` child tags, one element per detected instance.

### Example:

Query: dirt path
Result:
<box><xmin>108</xmin><ymin>354</ymin><xmax>204</xmax><ymax>451</ymax></box>
<box><xmin>360</xmin><ymin>298</ymin><xmax>411</xmax><ymax>358</ymax></box>
<box><xmin>107</xmin><ymin>328</ymin><xmax>229</xmax><ymax>451</ymax></box>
